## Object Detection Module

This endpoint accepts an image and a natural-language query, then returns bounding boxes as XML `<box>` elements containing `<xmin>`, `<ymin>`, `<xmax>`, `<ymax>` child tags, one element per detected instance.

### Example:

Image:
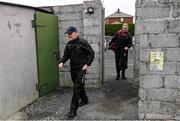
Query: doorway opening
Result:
<box><xmin>103</xmin><ymin>35</ymin><xmax>139</xmax><ymax>119</ymax></box>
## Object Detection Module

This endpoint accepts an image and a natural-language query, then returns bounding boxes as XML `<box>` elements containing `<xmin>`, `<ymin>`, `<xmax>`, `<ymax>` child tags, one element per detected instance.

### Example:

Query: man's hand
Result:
<box><xmin>124</xmin><ymin>47</ymin><xmax>128</xmax><ymax>50</ymax></box>
<box><xmin>82</xmin><ymin>64</ymin><xmax>88</xmax><ymax>71</ymax></box>
<box><xmin>58</xmin><ymin>63</ymin><xmax>64</xmax><ymax>68</ymax></box>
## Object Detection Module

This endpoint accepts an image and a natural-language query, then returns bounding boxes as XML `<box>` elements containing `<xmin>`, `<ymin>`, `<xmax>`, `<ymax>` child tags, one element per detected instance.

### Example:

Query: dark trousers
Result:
<box><xmin>70</xmin><ymin>68</ymin><xmax>88</xmax><ymax>113</ymax></box>
<box><xmin>115</xmin><ymin>50</ymin><xmax>128</xmax><ymax>76</ymax></box>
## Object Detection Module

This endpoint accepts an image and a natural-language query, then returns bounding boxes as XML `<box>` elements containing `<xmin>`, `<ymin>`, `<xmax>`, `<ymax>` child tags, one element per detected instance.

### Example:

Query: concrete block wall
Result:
<box><xmin>135</xmin><ymin>0</ymin><xmax>180</xmax><ymax>120</ymax></box>
<box><xmin>0</xmin><ymin>4</ymin><xmax>38</xmax><ymax>119</ymax></box>
<box><xmin>54</xmin><ymin>0</ymin><xmax>104</xmax><ymax>87</ymax></box>
<box><xmin>54</xmin><ymin>4</ymin><xmax>83</xmax><ymax>86</ymax></box>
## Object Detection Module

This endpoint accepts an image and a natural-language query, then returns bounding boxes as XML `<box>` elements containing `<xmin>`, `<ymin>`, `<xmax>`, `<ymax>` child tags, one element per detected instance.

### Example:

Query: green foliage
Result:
<box><xmin>105</xmin><ymin>24</ymin><xmax>134</xmax><ymax>36</ymax></box>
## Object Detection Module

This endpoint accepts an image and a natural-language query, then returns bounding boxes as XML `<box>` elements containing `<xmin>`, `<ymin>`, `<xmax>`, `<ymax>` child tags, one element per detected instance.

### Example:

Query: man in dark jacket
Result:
<box><xmin>109</xmin><ymin>23</ymin><xmax>132</xmax><ymax>80</ymax></box>
<box><xmin>59</xmin><ymin>26</ymin><xmax>95</xmax><ymax>119</ymax></box>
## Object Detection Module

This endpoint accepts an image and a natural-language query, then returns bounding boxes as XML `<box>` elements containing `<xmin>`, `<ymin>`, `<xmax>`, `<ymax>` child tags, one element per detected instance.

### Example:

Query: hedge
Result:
<box><xmin>105</xmin><ymin>24</ymin><xmax>134</xmax><ymax>36</ymax></box>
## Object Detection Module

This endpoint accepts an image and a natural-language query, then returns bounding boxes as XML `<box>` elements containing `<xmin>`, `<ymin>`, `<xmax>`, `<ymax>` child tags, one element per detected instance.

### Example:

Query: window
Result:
<box><xmin>120</xmin><ymin>18</ymin><xmax>124</xmax><ymax>22</ymax></box>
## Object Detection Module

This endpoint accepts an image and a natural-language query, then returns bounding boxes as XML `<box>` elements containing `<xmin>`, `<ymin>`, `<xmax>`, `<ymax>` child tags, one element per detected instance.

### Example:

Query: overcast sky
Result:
<box><xmin>0</xmin><ymin>0</ymin><xmax>136</xmax><ymax>17</ymax></box>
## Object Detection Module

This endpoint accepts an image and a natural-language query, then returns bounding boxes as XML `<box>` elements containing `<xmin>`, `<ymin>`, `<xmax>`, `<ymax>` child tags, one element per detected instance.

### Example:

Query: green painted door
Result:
<box><xmin>35</xmin><ymin>11</ymin><xmax>59</xmax><ymax>97</ymax></box>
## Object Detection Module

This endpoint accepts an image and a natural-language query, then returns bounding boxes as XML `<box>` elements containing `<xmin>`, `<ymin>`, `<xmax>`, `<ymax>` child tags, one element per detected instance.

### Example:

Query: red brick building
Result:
<box><xmin>105</xmin><ymin>8</ymin><xmax>134</xmax><ymax>24</ymax></box>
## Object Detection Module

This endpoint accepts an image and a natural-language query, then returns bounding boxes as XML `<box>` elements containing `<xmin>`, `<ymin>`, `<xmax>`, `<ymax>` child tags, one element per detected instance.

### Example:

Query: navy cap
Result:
<box><xmin>64</xmin><ymin>26</ymin><xmax>77</xmax><ymax>34</ymax></box>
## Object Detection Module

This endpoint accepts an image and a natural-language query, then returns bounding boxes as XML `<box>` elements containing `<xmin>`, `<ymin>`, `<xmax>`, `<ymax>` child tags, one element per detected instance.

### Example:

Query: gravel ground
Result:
<box><xmin>19</xmin><ymin>77</ymin><xmax>138</xmax><ymax>120</ymax></box>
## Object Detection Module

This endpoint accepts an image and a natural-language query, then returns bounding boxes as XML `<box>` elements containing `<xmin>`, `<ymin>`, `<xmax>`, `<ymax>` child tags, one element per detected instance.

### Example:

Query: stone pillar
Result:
<box><xmin>83</xmin><ymin>0</ymin><xmax>104</xmax><ymax>87</ymax></box>
<box><xmin>135</xmin><ymin>0</ymin><xmax>180</xmax><ymax>120</ymax></box>
<box><xmin>54</xmin><ymin>0</ymin><xmax>104</xmax><ymax>87</ymax></box>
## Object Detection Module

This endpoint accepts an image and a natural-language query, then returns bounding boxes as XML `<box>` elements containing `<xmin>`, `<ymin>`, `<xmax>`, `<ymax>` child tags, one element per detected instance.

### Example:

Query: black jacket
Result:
<box><xmin>110</xmin><ymin>31</ymin><xmax>132</xmax><ymax>69</ymax></box>
<box><xmin>60</xmin><ymin>37</ymin><xmax>95</xmax><ymax>69</ymax></box>
<box><xmin>110</xmin><ymin>32</ymin><xmax>132</xmax><ymax>51</ymax></box>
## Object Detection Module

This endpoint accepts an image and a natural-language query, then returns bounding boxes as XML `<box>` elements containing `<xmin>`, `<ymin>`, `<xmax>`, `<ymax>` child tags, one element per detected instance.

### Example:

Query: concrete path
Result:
<box><xmin>7</xmin><ymin>48</ymin><xmax>139</xmax><ymax>120</ymax></box>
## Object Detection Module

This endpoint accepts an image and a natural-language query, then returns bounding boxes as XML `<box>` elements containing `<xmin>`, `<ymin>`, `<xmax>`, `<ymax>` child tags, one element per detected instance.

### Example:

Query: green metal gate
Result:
<box><xmin>34</xmin><ymin>11</ymin><xmax>59</xmax><ymax>97</ymax></box>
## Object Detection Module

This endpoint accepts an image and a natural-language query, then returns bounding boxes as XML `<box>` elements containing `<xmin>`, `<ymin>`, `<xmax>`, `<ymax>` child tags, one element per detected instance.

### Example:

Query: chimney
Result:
<box><xmin>117</xmin><ymin>8</ymin><xmax>120</xmax><ymax>13</ymax></box>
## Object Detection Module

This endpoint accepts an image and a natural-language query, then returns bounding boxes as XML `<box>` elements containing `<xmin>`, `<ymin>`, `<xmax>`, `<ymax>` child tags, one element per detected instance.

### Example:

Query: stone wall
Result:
<box><xmin>54</xmin><ymin>0</ymin><xmax>104</xmax><ymax>87</ymax></box>
<box><xmin>135</xmin><ymin>0</ymin><xmax>180</xmax><ymax>120</ymax></box>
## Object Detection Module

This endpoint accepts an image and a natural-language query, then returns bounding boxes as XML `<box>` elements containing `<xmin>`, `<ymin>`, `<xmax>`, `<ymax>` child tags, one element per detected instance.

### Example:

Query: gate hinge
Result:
<box><xmin>31</xmin><ymin>20</ymin><xmax>36</xmax><ymax>28</ymax></box>
<box><xmin>31</xmin><ymin>20</ymin><xmax>46</xmax><ymax>28</ymax></box>
<box><xmin>36</xmin><ymin>82</ymin><xmax>48</xmax><ymax>90</ymax></box>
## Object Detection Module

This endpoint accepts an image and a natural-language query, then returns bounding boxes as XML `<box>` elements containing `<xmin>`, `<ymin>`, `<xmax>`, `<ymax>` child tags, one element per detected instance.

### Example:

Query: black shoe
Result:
<box><xmin>66</xmin><ymin>112</ymin><xmax>77</xmax><ymax>119</ymax></box>
<box><xmin>121</xmin><ymin>76</ymin><xmax>126</xmax><ymax>80</ymax></box>
<box><xmin>79</xmin><ymin>100</ymin><xmax>89</xmax><ymax>107</ymax></box>
<box><xmin>116</xmin><ymin>74</ymin><xmax>120</xmax><ymax>80</ymax></box>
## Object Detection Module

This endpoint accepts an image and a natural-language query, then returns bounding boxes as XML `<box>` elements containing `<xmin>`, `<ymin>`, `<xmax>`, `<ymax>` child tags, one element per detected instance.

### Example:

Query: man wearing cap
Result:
<box><xmin>58</xmin><ymin>26</ymin><xmax>95</xmax><ymax>119</ymax></box>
